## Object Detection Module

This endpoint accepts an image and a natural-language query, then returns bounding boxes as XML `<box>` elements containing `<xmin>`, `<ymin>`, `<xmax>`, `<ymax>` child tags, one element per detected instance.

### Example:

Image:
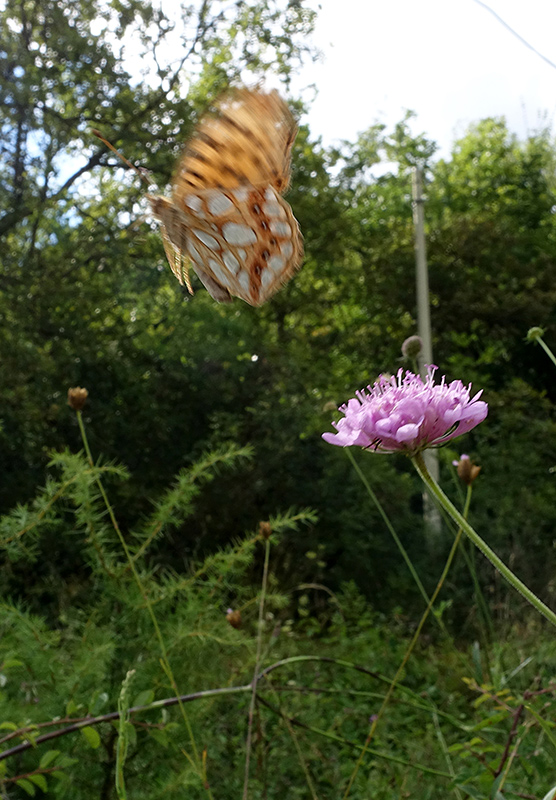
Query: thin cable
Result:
<box><xmin>472</xmin><ymin>0</ymin><xmax>556</xmax><ymax>72</ymax></box>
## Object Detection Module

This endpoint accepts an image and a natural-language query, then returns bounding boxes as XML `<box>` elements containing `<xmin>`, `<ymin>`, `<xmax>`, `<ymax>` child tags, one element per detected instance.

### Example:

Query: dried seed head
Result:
<box><xmin>259</xmin><ymin>521</ymin><xmax>272</xmax><ymax>540</ymax></box>
<box><xmin>226</xmin><ymin>609</ymin><xmax>242</xmax><ymax>629</ymax></box>
<box><xmin>452</xmin><ymin>454</ymin><xmax>482</xmax><ymax>486</ymax></box>
<box><xmin>67</xmin><ymin>387</ymin><xmax>88</xmax><ymax>411</ymax></box>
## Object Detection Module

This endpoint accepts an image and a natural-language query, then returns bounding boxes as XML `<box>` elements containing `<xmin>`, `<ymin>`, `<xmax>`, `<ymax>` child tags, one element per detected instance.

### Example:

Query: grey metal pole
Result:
<box><xmin>412</xmin><ymin>166</ymin><xmax>442</xmax><ymax>540</ymax></box>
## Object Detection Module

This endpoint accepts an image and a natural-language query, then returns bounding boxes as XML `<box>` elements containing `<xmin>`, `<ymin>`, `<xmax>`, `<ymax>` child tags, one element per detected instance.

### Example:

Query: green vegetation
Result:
<box><xmin>2</xmin><ymin>0</ymin><xmax>556</xmax><ymax>797</ymax></box>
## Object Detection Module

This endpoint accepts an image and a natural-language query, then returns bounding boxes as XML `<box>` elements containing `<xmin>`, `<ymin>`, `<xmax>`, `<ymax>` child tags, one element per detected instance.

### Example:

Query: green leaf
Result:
<box><xmin>29</xmin><ymin>774</ymin><xmax>48</xmax><ymax>792</ymax></box>
<box><xmin>65</xmin><ymin>699</ymin><xmax>80</xmax><ymax>716</ymax></box>
<box><xmin>132</xmin><ymin>689</ymin><xmax>154</xmax><ymax>708</ymax></box>
<box><xmin>456</xmin><ymin>785</ymin><xmax>484</xmax><ymax>800</ymax></box>
<box><xmin>2</xmin><ymin>658</ymin><xmax>24</xmax><ymax>669</ymax></box>
<box><xmin>39</xmin><ymin>750</ymin><xmax>60</xmax><ymax>769</ymax></box>
<box><xmin>148</xmin><ymin>728</ymin><xmax>169</xmax><ymax>748</ymax></box>
<box><xmin>80</xmin><ymin>726</ymin><xmax>101</xmax><ymax>749</ymax></box>
<box><xmin>0</xmin><ymin>721</ymin><xmax>18</xmax><ymax>730</ymax></box>
<box><xmin>89</xmin><ymin>691</ymin><xmax>109</xmax><ymax>715</ymax></box>
<box><xmin>16</xmin><ymin>779</ymin><xmax>36</xmax><ymax>796</ymax></box>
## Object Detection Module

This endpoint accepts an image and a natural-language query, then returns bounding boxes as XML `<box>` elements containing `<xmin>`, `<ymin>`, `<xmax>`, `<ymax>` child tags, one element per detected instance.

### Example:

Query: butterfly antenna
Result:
<box><xmin>92</xmin><ymin>129</ymin><xmax>152</xmax><ymax>189</ymax></box>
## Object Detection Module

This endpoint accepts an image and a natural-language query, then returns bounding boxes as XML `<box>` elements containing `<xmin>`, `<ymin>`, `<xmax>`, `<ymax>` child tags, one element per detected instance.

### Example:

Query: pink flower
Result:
<box><xmin>322</xmin><ymin>366</ymin><xmax>488</xmax><ymax>455</ymax></box>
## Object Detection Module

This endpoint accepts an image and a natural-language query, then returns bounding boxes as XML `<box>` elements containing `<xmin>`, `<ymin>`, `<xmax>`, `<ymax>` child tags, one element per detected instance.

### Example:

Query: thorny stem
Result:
<box><xmin>242</xmin><ymin>536</ymin><xmax>271</xmax><ymax>800</ymax></box>
<box><xmin>75</xmin><ymin>411</ymin><xmax>211</xmax><ymax>797</ymax></box>
<box><xmin>413</xmin><ymin>450</ymin><xmax>556</xmax><ymax>629</ymax></box>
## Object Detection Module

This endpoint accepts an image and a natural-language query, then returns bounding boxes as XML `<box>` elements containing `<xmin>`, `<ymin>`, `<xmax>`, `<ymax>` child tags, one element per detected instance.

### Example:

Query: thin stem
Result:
<box><xmin>264</xmin><ymin>679</ymin><xmax>320</xmax><ymax>800</ymax></box>
<box><xmin>243</xmin><ymin>536</ymin><xmax>271</xmax><ymax>800</ymax></box>
<box><xmin>346</xmin><ymin>449</ymin><xmax>451</xmax><ymax>639</ymax></box>
<box><xmin>75</xmin><ymin>411</ymin><xmax>209</xmax><ymax>795</ymax></box>
<box><xmin>535</xmin><ymin>335</ymin><xmax>556</xmax><ymax>369</ymax></box>
<box><xmin>432</xmin><ymin>710</ymin><xmax>464</xmax><ymax>800</ymax></box>
<box><xmin>346</xmin><ymin>449</ymin><xmax>430</xmax><ymax>607</ymax></box>
<box><xmin>1</xmin><ymin>653</ymin><xmax>471</xmax><ymax>764</ymax></box>
<box><xmin>413</xmin><ymin>451</ymin><xmax>556</xmax><ymax>629</ymax></box>
<box><xmin>256</xmin><ymin>695</ymin><xmax>452</xmax><ymax>779</ymax></box>
<box><xmin>457</xmin><ymin>486</ymin><xmax>495</xmax><ymax>646</ymax></box>
<box><xmin>342</xmin><ymin>526</ymin><xmax>464</xmax><ymax>798</ymax></box>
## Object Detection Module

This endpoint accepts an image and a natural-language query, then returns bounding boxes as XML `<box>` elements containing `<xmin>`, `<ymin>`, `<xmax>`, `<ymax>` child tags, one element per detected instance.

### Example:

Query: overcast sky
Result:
<box><xmin>293</xmin><ymin>0</ymin><xmax>556</xmax><ymax>156</ymax></box>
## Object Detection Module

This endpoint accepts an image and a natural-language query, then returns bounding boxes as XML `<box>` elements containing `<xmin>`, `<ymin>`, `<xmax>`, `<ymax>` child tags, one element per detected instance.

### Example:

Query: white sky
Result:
<box><xmin>294</xmin><ymin>0</ymin><xmax>556</xmax><ymax>156</ymax></box>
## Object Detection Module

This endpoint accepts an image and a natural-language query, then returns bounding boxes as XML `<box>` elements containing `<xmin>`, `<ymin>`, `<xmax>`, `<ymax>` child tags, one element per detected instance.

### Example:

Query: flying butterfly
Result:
<box><xmin>93</xmin><ymin>88</ymin><xmax>303</xmax><ymax>306</ymax></box>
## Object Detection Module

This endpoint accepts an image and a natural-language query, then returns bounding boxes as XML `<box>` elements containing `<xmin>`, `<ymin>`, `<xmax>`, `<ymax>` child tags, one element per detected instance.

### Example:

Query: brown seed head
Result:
<box><xmin>259</xmin><ymin>521</ymin><xmax>272</xmax><ymax>540</ymax></box>
<box><xmin>67</xmin><ymin>387</ymin><xmax>88</xmax><ymax>411</ymax></box>
<box><xmin>453</xmin><ymin>454</ymin><xmax>481</xmax><ymax>486</ymax></box>
<box><xmin>226</xmin><ymin>609</ymin><xmax>242</xmax><ymax>629</ymax></box>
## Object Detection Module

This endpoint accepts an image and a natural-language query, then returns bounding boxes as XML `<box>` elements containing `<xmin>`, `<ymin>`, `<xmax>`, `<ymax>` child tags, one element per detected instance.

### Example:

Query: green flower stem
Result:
<box><xmin>346</xmin><ymin>449</ymin><xmax>431</xmax><ymax>609</ymax></box>
<box><xmin>75</xmin><ymin>411</ymin><xmax>210</xmax><ymax>795</ymax></box>
<box><xmin>413</xmin><ymin>450</ymin><xmax>556</xmax><ymax>629</ymax></box>
<box><xmin>458</xmin><ymin>486</ymin><xmax>495</xmax><ymax>645</ymax></box>
<box><xmin>346</xmin><ymin>450</ymin><xmax>453</xmax><ymax>643</ymax></box>
<box><xmin>535</xmin><ymin>335</ymin><xmax>556</xmax><ymax>369</ymax></box>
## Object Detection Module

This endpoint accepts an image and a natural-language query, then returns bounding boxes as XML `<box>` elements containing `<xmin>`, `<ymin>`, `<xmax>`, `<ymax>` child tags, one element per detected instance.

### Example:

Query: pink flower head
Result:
<box><xmin>322</xmin><ymin>366</ymin><xmax>488</xmax><ymax>456</ymax></box>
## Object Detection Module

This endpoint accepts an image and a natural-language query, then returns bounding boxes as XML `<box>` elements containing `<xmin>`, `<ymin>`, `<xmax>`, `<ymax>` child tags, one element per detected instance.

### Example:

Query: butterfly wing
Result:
<box><xmin>151</xmin><ymin>88</ymin><xmax>303</xmax><ymax>305</ymax></box>
<box><xmin>151</xmin><ymin>184</ymin><xmax>302</xmax><ymax>306</ymax></box>
<box><xmin>173</xmin><ymin>88</ymin><xmax>297</xmax><ymax>195</ymax></box>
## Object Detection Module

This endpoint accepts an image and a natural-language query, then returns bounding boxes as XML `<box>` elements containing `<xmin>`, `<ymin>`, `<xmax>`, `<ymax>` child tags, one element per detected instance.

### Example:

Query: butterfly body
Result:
<box><xmin>148</xmin><ymin>88</ymin><xmax>303</xmax><ymax>306</ymax></box>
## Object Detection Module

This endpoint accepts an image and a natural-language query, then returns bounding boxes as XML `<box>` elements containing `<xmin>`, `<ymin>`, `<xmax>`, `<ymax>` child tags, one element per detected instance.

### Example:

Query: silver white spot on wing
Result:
<box><xmin>208</xmin><ymin>258</ymin><xmax>229</xmax><ymax>285</ymax></box>
<box><xmin>187</xmin><ymin>240</ymin><xmax>203</xmax><ymax>265</ymax></box>
<box><xmin>223</xmin><ymin>251</ymin><xmax>240</xmax><ymax>274</ymax></box>
<box><xmin>268</xmin><ymin>255</ymin><xmax>285</xmax><ymax>272</ymax></box>
<box><xmin>269</xmin><ymin>220</ymin><xmax>291</xmax><ymax>237</ymax></box>
<box><xmin>233</xmin><ymin>187</ymin><xmax>249</xmax><ymax>203</ymax></box>
<box><xmin>185</xmin><ymin>195</ymin><xmax>203</xmax><ymax>213</ymax></box>
<box><xmin>264</xmin><ymin>202</ymin><xmax>283</xmax><ymax>218</ymax></box>
<box><xmin>193</xmin><ymin>229</ymin><xmax>219</xmax><ymax>249</ymax></box>
<box><xmin>222</xmin><ymin>222</ymin><xmax>257</xmax><ymax>246</ymax></box>
<box><xmin>238</xmin><ymin>270</ymin><xmax>250</xmax><ymax>293</ymax></box>
<box><xmin>206</xmin><ymin>191</ymin><xmax>234</xmax><ymax>216</ymax></box>
<box><xmin>261</xmin><ymin>269</ymin><xmax>274</xmax><ymax>290</ymax></box>
<box><xmin>280</xmin><ymin>241</ymin><xmax>293</xmax><ymax>258</ymax></box>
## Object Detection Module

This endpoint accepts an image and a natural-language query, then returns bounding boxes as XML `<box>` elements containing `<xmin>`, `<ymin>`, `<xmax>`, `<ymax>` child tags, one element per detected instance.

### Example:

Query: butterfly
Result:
<box><xmin>94</xmin><ymin>88</ymin><xmax>303</xmax><ymax>306</ymax></box>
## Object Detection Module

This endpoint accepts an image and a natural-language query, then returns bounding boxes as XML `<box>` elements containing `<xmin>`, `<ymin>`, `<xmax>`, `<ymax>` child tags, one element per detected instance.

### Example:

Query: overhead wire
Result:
<box><xmin>471</xmin><ymin>0</ymin><xmax>556</xmax><ymax>73</ymax></box>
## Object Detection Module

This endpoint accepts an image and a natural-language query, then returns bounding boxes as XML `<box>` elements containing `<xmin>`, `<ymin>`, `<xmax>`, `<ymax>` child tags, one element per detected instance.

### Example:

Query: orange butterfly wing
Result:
<box><xmin>149</xmin><ymin>88</ymin><xmax>303</xmax><ymax>306</ymax></box>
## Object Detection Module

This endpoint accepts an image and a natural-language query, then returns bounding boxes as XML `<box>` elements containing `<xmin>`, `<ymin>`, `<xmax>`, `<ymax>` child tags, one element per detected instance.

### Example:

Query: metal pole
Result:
<box><xmin>412</xmin><ymin>166</ymin><xmax>442</xmax><ymax>541</ymax></box>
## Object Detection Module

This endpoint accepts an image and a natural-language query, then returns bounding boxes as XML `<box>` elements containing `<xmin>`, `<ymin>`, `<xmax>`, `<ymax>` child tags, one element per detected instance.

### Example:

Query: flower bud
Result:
<box><xmin>67</xmin><ymin>387</ymin><xmax>88</xmax><ymax>411</ymax></box>
<box><xmin>526</xmin><ymin>327</ymin><xmax>545</xmax><ymax>343</ymax></box>
<box><xmin>401</xmin><ymin>335</ymin><xmax>423</xmax><ymax>360</ymax></box>
<box><xmin>226</xmin><ymin>609</ymin><xmax>242</xmax><ymax>629</ymax></box>
<box><xmin>452</xmin><ymin>454</ymin><xmax>481</xmax><ymax>486</ymax></box>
